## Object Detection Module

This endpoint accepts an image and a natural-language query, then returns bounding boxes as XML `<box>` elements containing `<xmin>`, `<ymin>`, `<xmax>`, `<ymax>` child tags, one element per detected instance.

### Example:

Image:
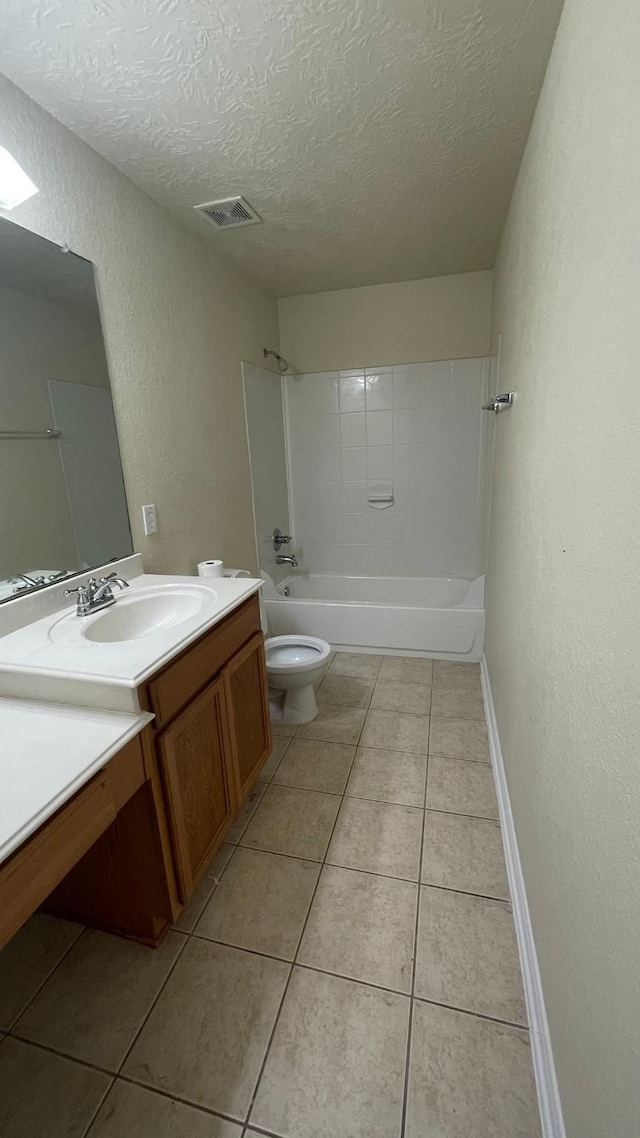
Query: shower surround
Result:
<box><xmin>284</xmin><ymin>358</ymin><xmax>489</xmax><ymax>578</ymax></box>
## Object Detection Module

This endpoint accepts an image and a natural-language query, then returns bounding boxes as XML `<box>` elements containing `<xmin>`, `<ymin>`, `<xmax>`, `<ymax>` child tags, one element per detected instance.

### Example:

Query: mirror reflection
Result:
<box><xmin>0</xmin><ymin>217</ymin><xmax>132</xmax><ymax>601</ymax></box>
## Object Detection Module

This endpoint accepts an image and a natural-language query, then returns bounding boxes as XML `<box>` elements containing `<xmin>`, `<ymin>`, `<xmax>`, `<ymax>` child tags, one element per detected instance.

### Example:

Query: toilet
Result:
<box><xmin>264</xmin><ymin>634</ymin><xmax>331</xmax><ymax>725</ymax></box>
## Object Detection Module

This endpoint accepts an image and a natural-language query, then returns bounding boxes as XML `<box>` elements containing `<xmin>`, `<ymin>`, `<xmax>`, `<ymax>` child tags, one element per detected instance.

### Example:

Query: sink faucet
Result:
<box><xmin>276</xmin><ymin>554</ymin><xmax>298</xmax><ymax>568</ymax></box>
<box><xmin>64</xmin><ymin>572</ymin><xmax>129</xmax><ymax>617</ymax></box>
<box><xmin>11</xmin><ymin>573</ymin><xmax>45</xmax><ymax>591</ymax></box>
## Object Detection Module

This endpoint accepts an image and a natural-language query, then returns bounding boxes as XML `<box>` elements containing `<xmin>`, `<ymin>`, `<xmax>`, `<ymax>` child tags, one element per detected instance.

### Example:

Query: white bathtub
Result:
<box><xmin>263</xmin><ymin>573</ymin><xmax>485</xmax><ymax>660</ymax></box>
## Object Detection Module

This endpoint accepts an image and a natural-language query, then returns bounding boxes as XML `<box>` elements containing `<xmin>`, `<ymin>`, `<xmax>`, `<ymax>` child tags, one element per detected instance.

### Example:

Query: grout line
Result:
<box><xmin>414</xmin><ymin>995</ymin><xmax>530</xmax><ymax>1032</ymax></box>
<box><xmin>429</xmin><ymin>751</ymin><xmax>490</xmax><ymax>764</ymax></box>
<box><xmin>80</xmin><ymin>1076</ymin><xmax>116</xmax><ymax>1138</ymax></box>
<box><xmin>416</xmin><ymin>880</ymin><xmax>510</xmax><ymax>904</ymax></box>
<box><xmin>116</xmin><ymin>1072</ymin><xmax>248</xmax><ymax>1129</ymax></box>
<box><xmin>243</xmin><ymin>708</ymin><xmax>366</xmax><ymax>1129</ymax></box>
<box><xmin>5</xmin><ymin>919</ymin><xmax>86</xmax><ymax>1032</ymax></box>
<box><xmin>5</xmin><ymin>1032</ymin><xmax>117</xmax><ymax>1077</ymax></box>
<box><xmin>400</xmin><ymin>666</ymin><xmax>432</xmax><ymax>1137</ymax></box>
<box><xmin>113</xmin><ymin>931</ymin><xmax>191</xmax><ymax>1078</ymax></box>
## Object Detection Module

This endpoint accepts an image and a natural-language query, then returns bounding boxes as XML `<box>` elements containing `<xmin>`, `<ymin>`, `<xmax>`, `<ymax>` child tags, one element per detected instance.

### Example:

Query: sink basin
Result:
<box><xmin>49</xmin><ymin>584</ymin><xmax>216</xmax><ymax>645</ymax></box>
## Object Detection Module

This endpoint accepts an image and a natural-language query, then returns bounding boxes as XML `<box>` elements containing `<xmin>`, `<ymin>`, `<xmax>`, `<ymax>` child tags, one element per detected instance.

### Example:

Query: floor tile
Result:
<box><xmin>329</xmin><ymin>651</ymin><xmax>382</xmax><ymax>679</ymax></box>
<box><xmin>430</xmin><ymin>684</ymin><xmax>485</xmax><ymax>719</ymax></box>
<box><xmin>361</xmin><ymin>709</ymin><xmax>429</xmax><ymax>754</ymax></box>
<box><xmin>430</xmin><ymin>716</ymin><xmax>490</xmax><ymax>760</ymax></box>
<box><xmin>422</xmin><ymin>811</ymin><xmax>509</xmax><ymax>899</ymax></box>
<box><xmin>272</xmin><ymin>737</ymin><xmax>356</xmax><ymax>794</ymax></box>
<box><xmin>379</xmin><ymin>655</ymin><xmax>434</xmax><ymax>684</ymax></box>
<box><xmin>406</xmin><ymin>1001</ymin><xmax>541</xmax><ymax>1138</ymax></box>
<box><xmin>371</xmin><ymin>678</ymin><xmax>431</xmax><ymax>715</ymax></box>
<box><xmin>250</xmin><ymin>967</ymin><xmax>409</xmax><ymax>1138</ymax></box>
<box><xmin>240</xmin><ymin>784</ymin><xmax>341</xmax><ymax>860</ymax></box>
<box><xmin>427</xmin><ymin>755</ymin><xmax>498</xmax><ymax>819</ymax></box>
<box><xmin>172</xmin><ymin>873</ymin><xmax>216</xmax><ymax>932</ymax></box>
<box><xmin>88</xmin><ymin>1079</ymin><xmax>242</xmax><ymax>1137</ymax></box>
<box><xmin>415</xmin><ymin>886</ymin><xmax>526</xmax><ymax>1024</ymax></box>
<box><xmin>270</xmin><ymin>720</ymin><xmax>296</xmax><ymax>737</ymax></box>
<box><xmin>258</xmin><ymin>735</ymin><xmax>291</xmax><ymax>780</ymax></box>
<box><xmin>15</xmin><ymin>928</ymin><xmax>184</xmax><ymax>1071</ymax></box>
<box><xmin>0</xmin><ymin>912</ymin><xmax>83</xmax><ymax>1029</ymax></box>
<box><xmin>225</xmin><ymin>782</ymin><xmax>266</xmax><ymax>842</ymax></box>
<box><xmin>317</xmin><ymin>673</ymin><xmax>375</xmax><ymax>707</ymax></box>
<box><xmin>346</xmin><ymin>746</ymin><xmax>427</xmax><ymax>806</ymax></box>
<box><xmin>432</xmin><ymin>660</ymin><xmax>482</xmax><ymax>692</ymax></box>
<box><xmin>327</xmin><ymin>797</ymin><xmax>423</xmax><ymax>880</ymax></box>
<box><xmin>0</xmin><ymin>1037</ymin><xmax>110</xmax><ymax>1138</ymax></box>
<box><xmin>298</xmin><ymin>865</ymin><xmax>417</xmax><ymax>991</ymax></box>
<box><xmin>123</xmin><ymin>939</ymin><xmax>289</xmax><ymax>1120</ymax></box>
<box><xmin>296</xmin><ymin>704</ymin><xmax>366</xmax><ymax>744</ymax></box>
<box><xmin>196</xmin><ymin>847</ymin><xmax>320</xmax><ymax>959</ymax></box>
<box><xmin>206</xmin><ymin>841</ymin><xmax>234</xmax><ymax>881</ymax></box>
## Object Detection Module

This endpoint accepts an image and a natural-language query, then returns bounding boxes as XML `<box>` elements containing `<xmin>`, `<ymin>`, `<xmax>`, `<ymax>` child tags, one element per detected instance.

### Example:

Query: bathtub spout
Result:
<box><xmin>276</xmin><ymin>554</ymin><xmax>298</xmax><ymax>567</ymax></box>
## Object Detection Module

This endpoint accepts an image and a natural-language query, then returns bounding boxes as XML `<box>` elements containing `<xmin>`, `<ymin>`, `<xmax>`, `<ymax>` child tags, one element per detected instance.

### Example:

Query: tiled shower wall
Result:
<box><xmin>284</xmin><ymin>358</ymin><xmax>489</xmax><ymax>577</ymax></box>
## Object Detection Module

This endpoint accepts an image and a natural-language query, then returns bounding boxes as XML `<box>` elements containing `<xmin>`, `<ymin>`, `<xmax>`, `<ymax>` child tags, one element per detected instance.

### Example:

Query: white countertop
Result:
<box><xmin>0</xmin><ymin>571</ymin><xmax>262</xmax><ymax>712</ymax></box>
<box><xmin>0</xmin><ymin>698</ymin><xmax>153</xmax><ymax>865</ymax></box>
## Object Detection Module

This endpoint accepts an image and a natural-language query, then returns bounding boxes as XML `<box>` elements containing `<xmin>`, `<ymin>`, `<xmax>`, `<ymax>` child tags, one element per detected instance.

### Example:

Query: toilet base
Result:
<box><xmin>269</xmin><ymin>682</ymin><xmax>319</xmax><ymax>726</ymax></box>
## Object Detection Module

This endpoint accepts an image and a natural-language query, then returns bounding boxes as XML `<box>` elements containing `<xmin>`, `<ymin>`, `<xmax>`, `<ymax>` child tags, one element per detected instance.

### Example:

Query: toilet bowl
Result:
<box><xmin>265</xmin><ymin>634</ymin><xmax>331</xmax><ymax>725</ymax></box>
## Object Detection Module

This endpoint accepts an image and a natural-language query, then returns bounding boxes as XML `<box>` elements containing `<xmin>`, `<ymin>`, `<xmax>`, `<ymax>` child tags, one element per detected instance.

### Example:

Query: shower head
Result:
<box><xmin>263</xmin><ymin>347</ymin><xmax>290</xmax><ymax>373</ymax></box>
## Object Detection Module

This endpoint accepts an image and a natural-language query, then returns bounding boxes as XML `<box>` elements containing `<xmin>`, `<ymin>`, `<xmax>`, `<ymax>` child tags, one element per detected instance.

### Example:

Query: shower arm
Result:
<box><xmin>263</xmin><ymin>347</ymin><xmax>290</xmax><ymax>374</ymax></box>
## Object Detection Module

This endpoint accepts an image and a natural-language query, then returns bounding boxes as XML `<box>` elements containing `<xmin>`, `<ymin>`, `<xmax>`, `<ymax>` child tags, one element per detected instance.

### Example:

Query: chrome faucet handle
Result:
<box><xmin>64</xmin><ymin>584</ymin><xmax>90</xmax><ymax>599</ymax></box>
<box><xmin>63</xmin><ymin>583</ymin><xmax>92</xmax><ymax>615</ymax></box>
<box><xmin>272</xmin><ymin>528</ymin><xmax>292</xmax><ymax>551</ymax></box>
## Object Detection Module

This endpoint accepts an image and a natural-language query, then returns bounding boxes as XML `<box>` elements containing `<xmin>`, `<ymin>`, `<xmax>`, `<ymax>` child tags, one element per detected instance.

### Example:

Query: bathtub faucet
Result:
<box><xmin>276</xmin><ymin>554</ymin><xmax>298</xmax><ymax>568</ymax></box>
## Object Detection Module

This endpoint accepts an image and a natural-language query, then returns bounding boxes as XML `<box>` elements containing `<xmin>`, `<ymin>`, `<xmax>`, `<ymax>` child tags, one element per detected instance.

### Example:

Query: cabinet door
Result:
<box><xmin>157</xmin><ymin>676</ymin><xmax>235</xmax><ymax>900</ymax></box>
<box><xmin>224</xmin><ymin>632</ymin><xmax>272</xmax><ymax>800</ymax></box>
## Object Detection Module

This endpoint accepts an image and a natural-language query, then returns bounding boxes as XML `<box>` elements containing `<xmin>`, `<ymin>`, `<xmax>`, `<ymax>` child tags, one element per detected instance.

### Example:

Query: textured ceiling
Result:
<box><xmin>0</xmin><ymin>0</ymin><xmax>563</xmax><ymax>296</ymax></box>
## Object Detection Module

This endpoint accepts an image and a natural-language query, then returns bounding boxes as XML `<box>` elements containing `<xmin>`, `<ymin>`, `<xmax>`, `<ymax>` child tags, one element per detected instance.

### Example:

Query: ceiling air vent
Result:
<box><xmin>193</xmin><ymin>195</ymin><xmax>262</xmax><ymax>230</ymax></box>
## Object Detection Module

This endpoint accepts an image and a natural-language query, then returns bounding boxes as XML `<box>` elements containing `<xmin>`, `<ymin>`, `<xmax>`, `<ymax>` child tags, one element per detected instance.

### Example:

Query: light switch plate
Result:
<box><xmin>142</xmin><ymin>504</ymin><xmax>157</xmax><ymax>535</ymax></box>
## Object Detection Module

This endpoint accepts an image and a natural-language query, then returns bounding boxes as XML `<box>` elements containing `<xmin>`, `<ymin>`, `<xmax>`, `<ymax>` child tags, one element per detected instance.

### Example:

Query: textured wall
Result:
<box><xmin>278</xmin><ymin>272</ymin><xmax>492</xmax><ymax>373</ymax></box>
<box><xmin>0</xmin><ymin>77</ymin><xmax>279</xmax><ymax>576</ymax></box>
<box><xmin>485</xmin><ymin>1</ymin><xmax>640</xmax><ymax>1135</ymax></box>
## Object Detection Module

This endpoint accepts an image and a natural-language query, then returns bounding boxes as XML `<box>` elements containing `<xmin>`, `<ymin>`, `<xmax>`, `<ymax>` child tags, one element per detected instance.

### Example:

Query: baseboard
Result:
<box><xmin>480</xmin><ymin>655</ymin><xmax>566</xmax><ymax>1138</ymax></box>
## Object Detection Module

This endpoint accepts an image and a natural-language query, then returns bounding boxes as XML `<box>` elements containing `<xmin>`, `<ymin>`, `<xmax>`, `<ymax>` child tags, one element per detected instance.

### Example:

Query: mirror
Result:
<box><xmin>0</xmin><ymin>217</ymin><xmax>133</xmax><ymax>602</ymax></box>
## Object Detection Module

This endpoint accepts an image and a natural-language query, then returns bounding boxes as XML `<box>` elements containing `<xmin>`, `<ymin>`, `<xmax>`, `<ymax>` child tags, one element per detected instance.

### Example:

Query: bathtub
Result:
<box><xmin>262</xmin><ymin>573</ymin><xmax>485</xmax><ymax>661</ymax></box>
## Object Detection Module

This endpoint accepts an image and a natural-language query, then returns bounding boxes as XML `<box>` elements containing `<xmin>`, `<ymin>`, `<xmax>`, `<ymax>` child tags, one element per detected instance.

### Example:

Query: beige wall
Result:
<box><xmin>0</xmin><ymin>76</ymin><xmax>279</xmax><ymax>577</ymax></box>
<box><xmin>485</xmin><ymin>2</ymin><xmax>640</xmax><ymax>1135</ymax></box>
<box><xmin>278</xmin><ymin>271</ymin><xmax>492</xmax><ymax>374</ymax></box>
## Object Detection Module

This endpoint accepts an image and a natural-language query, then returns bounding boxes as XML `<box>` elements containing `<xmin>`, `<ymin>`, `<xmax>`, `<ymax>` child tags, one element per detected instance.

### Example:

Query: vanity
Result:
<box><xmin>0</xmin><ymin>563</ymin><xmax>271</xmax><ymax>950</ymax></box>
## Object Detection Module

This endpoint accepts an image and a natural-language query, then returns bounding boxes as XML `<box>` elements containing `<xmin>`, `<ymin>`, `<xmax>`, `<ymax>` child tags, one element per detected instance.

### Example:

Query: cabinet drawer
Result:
<box><xmin>145</xmin><ymin>593</ymin><xmax>260</xmax><ymax>728</ymax></box>
<box><xmin>0</xmin><ymin>773</ymin><xmax>116</xmax><ymax>950</ymax></box>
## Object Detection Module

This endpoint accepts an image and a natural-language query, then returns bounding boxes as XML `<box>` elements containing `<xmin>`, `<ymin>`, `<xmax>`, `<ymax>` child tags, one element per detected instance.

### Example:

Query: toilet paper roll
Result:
<box><xmin>197</xmin><ymin>559</ymin><xmax>224</xmax><ymax>578</ymax></box>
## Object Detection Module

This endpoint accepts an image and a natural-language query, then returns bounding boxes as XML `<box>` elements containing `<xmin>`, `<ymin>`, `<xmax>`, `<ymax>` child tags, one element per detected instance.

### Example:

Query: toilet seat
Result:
<box><xmin>265</xmin><ymin>635</ymin><xmax>331</xmax><ymax>674</ymax></box>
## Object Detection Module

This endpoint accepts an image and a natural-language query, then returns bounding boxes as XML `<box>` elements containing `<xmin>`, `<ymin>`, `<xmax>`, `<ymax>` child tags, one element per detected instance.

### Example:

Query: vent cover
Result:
<box><xmin>193</xmin><ymin>195</ymin><xmax>262</xmax><ymax>230</ymax></box>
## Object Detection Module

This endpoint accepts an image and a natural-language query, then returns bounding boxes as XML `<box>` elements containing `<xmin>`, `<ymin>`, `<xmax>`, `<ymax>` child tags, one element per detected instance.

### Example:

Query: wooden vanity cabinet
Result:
<box><xmin>140</xmin><ymin>594</ymin><xmax>271</xmax><ymax>905</ymax></box>
<box><xmin>0</xmin><ymin>592</ymin><xmax>271</xmax><ymax>949</ymax></box>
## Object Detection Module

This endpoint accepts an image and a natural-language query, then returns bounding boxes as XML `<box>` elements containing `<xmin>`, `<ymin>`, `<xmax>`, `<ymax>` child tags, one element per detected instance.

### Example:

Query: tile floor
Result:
<box><xmin>0</xmin><ymin>653</ymin><xmax>541</xmax><ymax>1138</ymax></box>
